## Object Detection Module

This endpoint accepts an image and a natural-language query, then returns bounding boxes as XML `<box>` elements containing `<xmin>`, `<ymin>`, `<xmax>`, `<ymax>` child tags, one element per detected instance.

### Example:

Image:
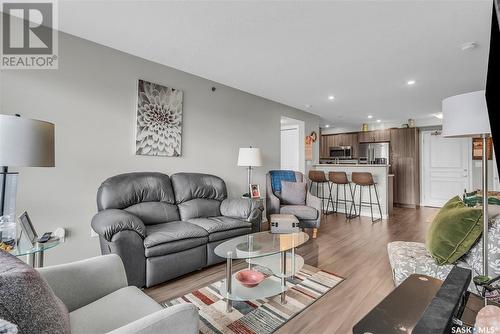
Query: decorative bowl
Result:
<box><xmin>235</xmin><ymin>269</ymin><xmax>265</xmax><ymax>288</ymax></box>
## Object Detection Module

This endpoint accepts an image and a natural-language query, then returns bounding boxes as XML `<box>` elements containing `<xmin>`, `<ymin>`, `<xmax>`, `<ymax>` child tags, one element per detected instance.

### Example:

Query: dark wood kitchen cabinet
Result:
<box><xmin>320</xmin><ymin>133</ymin><xmax>359</xmax><ymax>158</ymax></box>
<box><xmin>390</xmin><ymin>128</ymin><xmax>420</xmax><ymax>208</ymax></box>
<box><xmin>358</xmin><ymin>129</ymin><xmax>390</xmax><ymax>143</ymax></box>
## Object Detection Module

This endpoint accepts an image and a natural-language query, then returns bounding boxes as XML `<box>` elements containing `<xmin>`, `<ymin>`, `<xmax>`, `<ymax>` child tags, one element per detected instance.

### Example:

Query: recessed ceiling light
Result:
<box><xmin>328</xmin><ymin>95</ymin><xmax>335</xmax><ymax>100</ymax></box>
<box><xmin>305</xmin><ymin>104</ymin><xmax>311</xmax><ymax>108</ymax></box>
<box><xmin>376</xmin><ymin>119</ymin><xmax>381</xmax><ymax>123</ymax></box>
<box><xmin>433</xmin><ymin>113</ymin><xmax>443</xmax><ymax>119</ymax></box>
<box><xmin>407</xmin><ymin>80</ymin><xmax>416</xmax><ymax>85</ymax></box>
<box><xmin>368</xmin><ymin>115</ymin><xmax>373</xmax><ymax>119</ymax></box>
<box><xmin>325</xmin><ymin>124</ymin><xmax>330</xmax><ymax>128</ymax></box>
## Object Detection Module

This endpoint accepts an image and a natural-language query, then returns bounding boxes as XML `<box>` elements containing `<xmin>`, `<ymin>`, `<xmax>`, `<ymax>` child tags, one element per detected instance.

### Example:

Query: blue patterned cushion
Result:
<box><xmin>269</xmin><ymin>170</ymin><xmax>296</xmax><ymax>193</ymax></box>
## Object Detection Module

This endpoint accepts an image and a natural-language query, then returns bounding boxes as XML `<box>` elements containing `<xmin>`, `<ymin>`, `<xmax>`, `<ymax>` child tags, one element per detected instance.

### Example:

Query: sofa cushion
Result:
<box><xmin>387</xmin><ymin>241</ymin><xmax>460</xmax><ymax>287</ymax></box>
<box><xmin>177</xmin><ymin>198</ymin><xmax>221</xmax><ymax>221</ymax></box>
<box><xmin>69</xmin><ymin>286</ymin><xmax>162</xmax><ymax>334</ymax></box>
<box><xmin>207</xmin><ymin>227</ymin><xmax>252</xmax><ymax>242</ymax></box>
<box><xmin>426</xmin><ymin>196</ymin><xmax>482</xmax><ymax>265</ymax></box>
<box><xmin>144</xmin><ymin>221</ymin><xmax>208</xmax><ymax>249</ymax></box>
<box><xmin>145</xmin><ymin>237</ymin><xmax>208</xmax><ymax>257</ymax></box>
<box><xmin>188</xmin><ymin>216</ymin><xmax>251</xmax><ymax>235</ymax></box>
<box><xmin>0</xmin><ymin>250</ymin><xmax>70</xmax><ymax>334</ymax></box>
<box><xmin>125</xmin><ymin>202</ymin><xmax>180</xmax><ymax>225</ymax></box>
<box><xmin>280</xmin><ymin>205</ymin><xmax>318</xmax><ymax>220</ymax></box>
<box><xmin>97</xmin><ymin>172</ymin><xmax>175</xmax><ymax>211</ymax></box>
<box><xmin>171</xmin><ymin>173</ymin><xmax>227</xmax><ymax>203</ymax></box>
<box><xmin>280</xmin><ymin>181</ymin><xmax>307</xmax><ymax>205</ymax></box>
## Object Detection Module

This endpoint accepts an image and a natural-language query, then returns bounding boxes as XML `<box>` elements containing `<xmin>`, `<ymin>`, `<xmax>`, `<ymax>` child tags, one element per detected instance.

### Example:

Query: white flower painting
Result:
<box><xmin>135</xmin><ymin>79</ymin><xmax>183</xmax><ymax>157</ymax></box>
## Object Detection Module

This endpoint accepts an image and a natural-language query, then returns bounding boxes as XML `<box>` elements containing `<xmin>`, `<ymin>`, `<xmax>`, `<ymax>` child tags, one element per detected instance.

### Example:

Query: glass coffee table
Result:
<box><xmin>214</xmin><ymin>231</ymin><xmax>309</xmax><ymax>312</ymax></box>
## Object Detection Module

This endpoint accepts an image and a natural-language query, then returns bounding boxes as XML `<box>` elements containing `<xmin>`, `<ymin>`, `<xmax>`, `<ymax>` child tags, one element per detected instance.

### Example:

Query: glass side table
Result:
<box><xmin>9</xmin><ymin>238</ymin><xmax>61</xmax><ymax>268</ymax></box>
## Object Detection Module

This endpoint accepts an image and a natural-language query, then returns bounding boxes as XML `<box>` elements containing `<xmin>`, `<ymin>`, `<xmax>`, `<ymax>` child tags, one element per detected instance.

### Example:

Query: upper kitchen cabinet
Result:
<box><xmin>358</xmin><ymin>129</ymin><xmax>390</xmax><ymax>143</ymax></box>
<box><xmin>320</xmin><ymin>133</ymin><xmax>359</xmax><ymax>158</ymax></box>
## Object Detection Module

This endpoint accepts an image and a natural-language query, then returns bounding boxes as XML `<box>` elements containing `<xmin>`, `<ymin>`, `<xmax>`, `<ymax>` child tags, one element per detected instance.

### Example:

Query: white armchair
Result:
<box><xmin>38</xmin><ymin>254</ymin><xmax>198</xmax><ymax>334</ymax></box>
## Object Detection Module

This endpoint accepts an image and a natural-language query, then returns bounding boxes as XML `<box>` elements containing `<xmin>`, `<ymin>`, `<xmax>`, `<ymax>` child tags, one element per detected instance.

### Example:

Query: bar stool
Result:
<box><xmin>308</xmin><ymin>170</ymin><xmax>329</xmax><ymax>214</ymax></box>
<box><xmin>349</xmin><ymin>172</ymin><xmax>383</xmax><ymax>222</ymax></box>
<box><xmin>326</xmin><ymin>171</ymin><xmax>357</xmax><ymax>220</ymax></box>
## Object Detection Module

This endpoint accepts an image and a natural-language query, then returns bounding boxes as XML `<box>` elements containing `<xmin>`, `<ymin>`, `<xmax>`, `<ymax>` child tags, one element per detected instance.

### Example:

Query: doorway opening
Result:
<box><xmin>280</xmin><ymin>116</ymin><xmax>305</xmax><ymax>173</ymax></box>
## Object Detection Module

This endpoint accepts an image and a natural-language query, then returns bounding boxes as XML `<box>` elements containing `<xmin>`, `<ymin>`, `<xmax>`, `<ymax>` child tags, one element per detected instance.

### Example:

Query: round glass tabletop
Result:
<box><xmin>9</xmin><ymin>239</ymin><xmax>61</xmax><ymax>256</ymax></box>
<box><xmin>214</xmin><ymin>231</ymin><xmax>309</xmax><ymax>260</ymax></box>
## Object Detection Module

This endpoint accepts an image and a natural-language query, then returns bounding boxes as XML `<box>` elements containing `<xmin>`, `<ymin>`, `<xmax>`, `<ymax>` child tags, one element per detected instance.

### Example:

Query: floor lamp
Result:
<box><xmin>0</xmin><ymin>114</ymin><xmax>55</xmax><ymax>244</ymax></box>
<box><xmin>442</xmin><ymin>90</ymin><xmax>491</xmax><ymax>282</ymax></box>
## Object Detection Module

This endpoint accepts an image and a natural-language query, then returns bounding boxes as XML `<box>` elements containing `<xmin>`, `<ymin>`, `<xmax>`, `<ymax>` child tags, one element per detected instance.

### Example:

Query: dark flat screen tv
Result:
<box><xmin>486</xmin><ymin>0</ymin><xmax>500</xmax><ymax>177</ymax></box>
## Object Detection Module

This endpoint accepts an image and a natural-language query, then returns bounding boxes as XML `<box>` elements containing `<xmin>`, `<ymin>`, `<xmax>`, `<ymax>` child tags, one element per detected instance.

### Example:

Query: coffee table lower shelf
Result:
<box><xmin>219</xmin><ymin>276</ymin><xmax>286</xmax><ymax>302</ymax></box>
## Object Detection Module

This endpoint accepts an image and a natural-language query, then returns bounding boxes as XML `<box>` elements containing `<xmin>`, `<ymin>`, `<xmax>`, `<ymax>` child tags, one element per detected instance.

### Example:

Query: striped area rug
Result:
<box><xmin>162</xmin><ymin>265</ymin><xmax>344</xmax><ymax>334</ymax></box>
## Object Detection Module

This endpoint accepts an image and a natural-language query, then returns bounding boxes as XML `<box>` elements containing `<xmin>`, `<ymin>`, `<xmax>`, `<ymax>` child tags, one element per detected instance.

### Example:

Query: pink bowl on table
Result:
<box><xmin>235</xmin><ymin>269</ymin><xmax>265</xmax><ymax>288</ymax></box>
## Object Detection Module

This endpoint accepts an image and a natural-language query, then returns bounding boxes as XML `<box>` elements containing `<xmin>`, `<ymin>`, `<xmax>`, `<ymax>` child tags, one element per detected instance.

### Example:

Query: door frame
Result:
<box><xmin>419</xmin><ymin>129</ymin><xmax>473</xmax><ymax>207</ymax></box>
<box><xmin>280</xmin><ymin>116</ymin><xmax>305</xmax><ymax>174</ymax></box>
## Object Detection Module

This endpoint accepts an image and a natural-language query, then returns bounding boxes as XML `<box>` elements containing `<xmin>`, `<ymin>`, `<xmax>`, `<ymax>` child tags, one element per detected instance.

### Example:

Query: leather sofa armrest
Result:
<box><xmin>220</xmin><ymin>198</ymin><xmax>262</xmax><ymax>220</ymax></box>
<box><xmin>221</xmin><ymin>198</ymin><xmax>263</xmax><ymax>232</ymax></box>
<box><xmin>91</xmin><ymin>209</ymin><xmax>146</xmax><ymax>242</ymax></box>
<box><xmin>107</xmin><ymin>304</ymin><xmax>199</xmax><ymax>334</ymax></box>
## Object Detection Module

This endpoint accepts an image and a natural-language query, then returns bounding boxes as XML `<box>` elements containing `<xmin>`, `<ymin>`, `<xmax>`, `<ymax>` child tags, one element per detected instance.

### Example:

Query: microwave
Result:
<box><xmin>329</xmin><ymin>146</ymin><xmax>352</xmax><ymax>159</ymax></box>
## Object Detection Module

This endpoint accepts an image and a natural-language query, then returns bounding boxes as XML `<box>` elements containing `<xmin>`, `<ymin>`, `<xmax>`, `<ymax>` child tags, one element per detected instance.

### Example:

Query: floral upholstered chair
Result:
<box><xmin>387</xmin><ymin>217</ymin><xmax>500</xmax><ymax>291</ymax></box>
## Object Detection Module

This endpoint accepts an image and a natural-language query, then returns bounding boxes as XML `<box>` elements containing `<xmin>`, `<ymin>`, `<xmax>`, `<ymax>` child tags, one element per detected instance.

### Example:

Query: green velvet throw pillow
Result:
<box><xmin>426</xmin><ymin>196</ymin><xmax>483</xmax><ymax>265</ymax></box>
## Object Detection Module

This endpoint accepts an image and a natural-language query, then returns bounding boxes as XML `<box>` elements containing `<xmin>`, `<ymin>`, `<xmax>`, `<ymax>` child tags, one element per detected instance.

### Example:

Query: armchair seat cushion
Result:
<box><xmin>387</xmin><ymin>241</ymin><xmax>470</xmax><ymax>287</ymax></box>
<box><xmin>188</xmin><ymin>217</ymin><xmax>251</xmax><ymax>241</ymax></box>
<box><xmin>69</xmin><ymin>286</ymin><xmax>163</xmax><ymax>334</ymax></box>
<box><xmin>280</xmin><ymin>205</ymin><xmax>319</xmax><ymax>220</ymax></box>
<box><xmin>144</xmin><ymin>221</ymin><xmax>209</xmax><ymax>256</ymax></box>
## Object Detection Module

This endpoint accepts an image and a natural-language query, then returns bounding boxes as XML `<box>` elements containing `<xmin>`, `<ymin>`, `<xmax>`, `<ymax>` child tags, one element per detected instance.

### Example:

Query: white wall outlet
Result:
<box><xmin>90</xmin><ymin>227</ymin><xmax>98</xmax><ymax>238</ymax></box>
<box><xmin>53</xmin><ymin>227</ymin><xmax>66</xmax><ymax>242</ymax></box>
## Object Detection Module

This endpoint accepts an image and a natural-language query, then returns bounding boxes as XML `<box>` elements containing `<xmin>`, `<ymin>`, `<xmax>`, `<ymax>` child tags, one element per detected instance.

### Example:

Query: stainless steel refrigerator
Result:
<box><xmin>358</xmin><ymin>142</ymin><xmax>390</xmax><ymax>164</ymax></box>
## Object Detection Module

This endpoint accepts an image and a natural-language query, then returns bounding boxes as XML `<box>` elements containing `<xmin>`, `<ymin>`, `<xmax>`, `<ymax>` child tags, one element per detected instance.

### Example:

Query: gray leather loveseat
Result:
<box><xmin>91</xmin><ymin>172</ymin><xmax>262</xmax><ymax>288</ymax></box>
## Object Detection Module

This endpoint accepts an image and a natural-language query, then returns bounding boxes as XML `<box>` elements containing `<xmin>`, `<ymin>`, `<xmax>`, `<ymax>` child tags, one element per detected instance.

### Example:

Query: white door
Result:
<box><xmin>421</xmin><ymin>130</ymin><xmax>472</xmax><ymax>207</ymax></box>
<box><xmin>281</xmin><ymin>126</ymin><xmax>300</xmax><ymax>171</ymax></box>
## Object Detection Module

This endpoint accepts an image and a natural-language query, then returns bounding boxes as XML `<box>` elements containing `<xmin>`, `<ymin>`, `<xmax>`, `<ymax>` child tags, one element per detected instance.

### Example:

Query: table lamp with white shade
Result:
<box><xmin>0</xmin><ymin>114</ymin><xmax>55</xmax><ymax>245</ymax></box>
<box><xmin>237</xmin><ymin>147</ymin><xmax>263</xmax><ymax>197</ymax></box>
<box><xmin>442</xmin><ymin>90</ymin><xmax>491</xmax><ymax>280</ymax></box>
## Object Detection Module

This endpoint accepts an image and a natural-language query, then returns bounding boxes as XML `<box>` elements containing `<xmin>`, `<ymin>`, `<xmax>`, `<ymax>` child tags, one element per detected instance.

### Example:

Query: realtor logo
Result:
<box><xmin>1</xmin><ymin>0</ymin><xmax>58</xmax><ymax>69</ymax></box>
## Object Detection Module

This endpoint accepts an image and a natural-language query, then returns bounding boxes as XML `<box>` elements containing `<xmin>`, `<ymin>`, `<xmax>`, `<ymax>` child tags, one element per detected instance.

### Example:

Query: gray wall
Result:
<box><xmin>0</xmin><ymin>32</ymin><xmax>320</xmax><ymax>265</ymax></box>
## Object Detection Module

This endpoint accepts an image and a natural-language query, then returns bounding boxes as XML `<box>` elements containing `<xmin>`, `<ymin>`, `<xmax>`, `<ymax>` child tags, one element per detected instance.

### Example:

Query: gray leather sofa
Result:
<box><xmin>91</xmin><ymin>172</ymin><xmax>262</xmax><ymax>288</ymax></box>
<box><xmin>39</xmin><ymin>254</ymin><xmax>199</xmax><ymax>334</ymax></box>
<box><xmin>266</xmin><ymin>171</ymin><xmax>321</xmax><ymax>238</ymax></box>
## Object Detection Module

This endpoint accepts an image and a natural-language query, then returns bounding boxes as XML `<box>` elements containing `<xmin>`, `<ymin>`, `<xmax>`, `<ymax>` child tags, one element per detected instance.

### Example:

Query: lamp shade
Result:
<box><xmin>0</xmin><ymin>114</ymin><xmax>55</xmax><ymax>167</ymax></box>
<box><xmin>237</xmin><ymin>147</ymin><xmax>263</xmax><ymax>167</ymax></box>
<box><xmin>442</xmin><ymin>90</ymin><xmax>491</xmax><ymax>137</ymax></box>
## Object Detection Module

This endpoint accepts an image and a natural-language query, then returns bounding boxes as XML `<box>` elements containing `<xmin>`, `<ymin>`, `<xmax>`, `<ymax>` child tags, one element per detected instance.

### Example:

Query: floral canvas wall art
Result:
<box><xmin>135</xmin><ymin>79</ymin><xmax>183</xmax><ymax>157</ymax></box>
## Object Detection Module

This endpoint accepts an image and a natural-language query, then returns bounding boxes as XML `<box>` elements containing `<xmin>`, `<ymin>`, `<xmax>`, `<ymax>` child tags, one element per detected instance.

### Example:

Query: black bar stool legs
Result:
<box><xmin>350</xmin><ymin>172</ymin><xmax>383</xmax><ymax>222</ymax></box>
<box><xmin>327</xmin><ymin>172</ymin><xmax>357</xmax><ymax>220</ymax></box>
<box><xmin>308</xmin><ymin>171</ymin><xmax>329</xmax><ymax>215</ymax></box>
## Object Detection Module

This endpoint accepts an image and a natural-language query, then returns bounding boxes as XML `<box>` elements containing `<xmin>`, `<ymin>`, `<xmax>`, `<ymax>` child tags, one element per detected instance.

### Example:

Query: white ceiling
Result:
<box><xmin>56</xmin><ymin>0</ymin><xmax>493</xmax><ymax>128</ymax></box>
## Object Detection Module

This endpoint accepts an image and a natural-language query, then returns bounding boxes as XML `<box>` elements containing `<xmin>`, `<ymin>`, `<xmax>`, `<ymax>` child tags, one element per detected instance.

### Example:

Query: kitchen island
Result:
<box><xmin>312</xmin><ymin>164</ymin><xmax>390</xmax><ymax>219</ymax></box>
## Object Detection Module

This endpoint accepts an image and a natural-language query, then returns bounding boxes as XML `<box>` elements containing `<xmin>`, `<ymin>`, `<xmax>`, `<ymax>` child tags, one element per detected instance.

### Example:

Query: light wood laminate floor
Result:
<box><xmin>145</xmin><ymin>206</ymin><xmax>439</xmax><ymax>333</ymax></box>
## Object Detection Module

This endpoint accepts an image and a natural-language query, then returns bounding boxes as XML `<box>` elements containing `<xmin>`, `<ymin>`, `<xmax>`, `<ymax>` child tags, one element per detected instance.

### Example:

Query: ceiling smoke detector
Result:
<box><xmin>461</xmin><ymin>42</ymin><xmax>478</xmax><ymax>51</ymax></box>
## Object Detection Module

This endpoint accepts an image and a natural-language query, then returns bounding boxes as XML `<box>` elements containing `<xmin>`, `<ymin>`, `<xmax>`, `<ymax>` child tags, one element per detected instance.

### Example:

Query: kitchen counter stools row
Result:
<box><xmin>308</xmin><ymin>170</ymin><xmax>383</xmax><ymax>222</ymax></box>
